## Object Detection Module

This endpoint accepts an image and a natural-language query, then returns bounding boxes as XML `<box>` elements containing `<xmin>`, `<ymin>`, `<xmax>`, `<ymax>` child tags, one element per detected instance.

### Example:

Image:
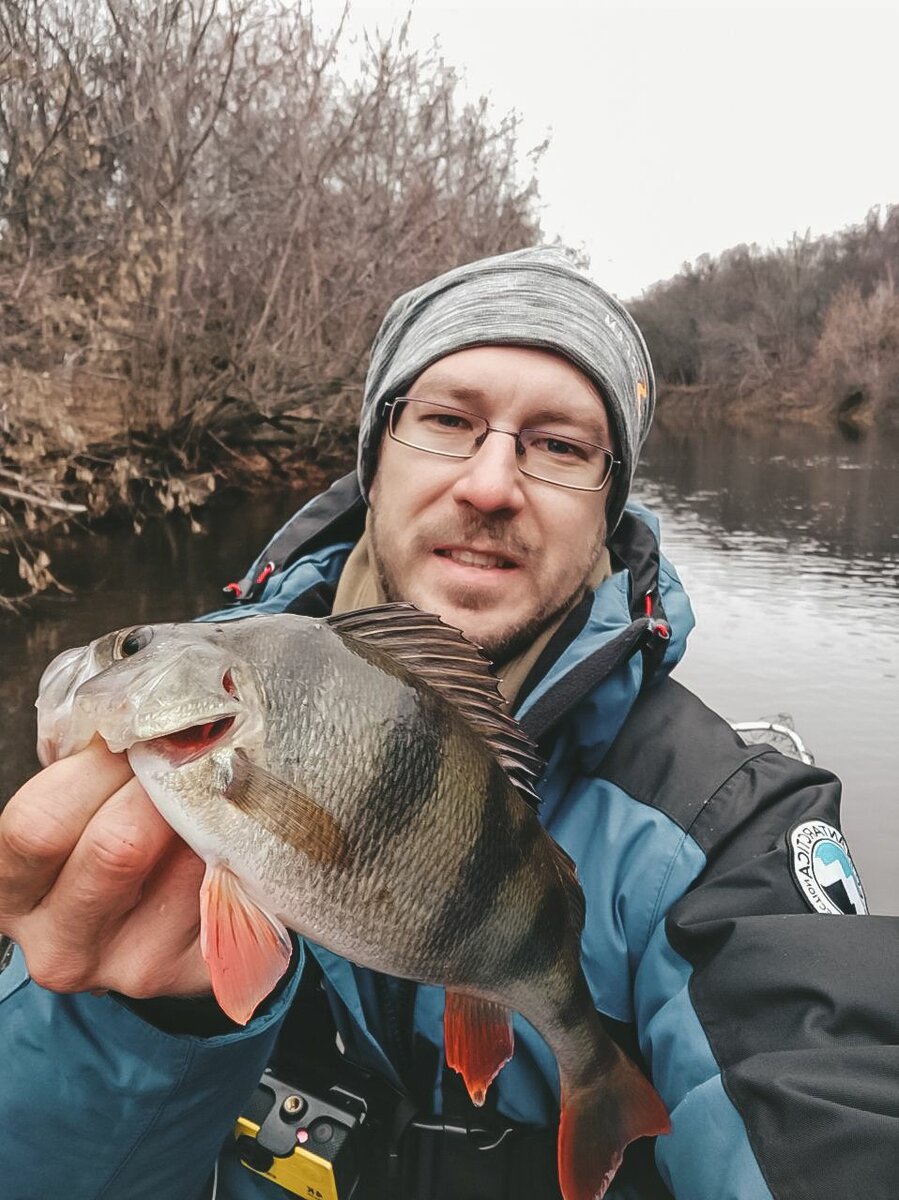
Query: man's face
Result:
<box><xmin>368</xmin><ymin>345</ymin><xmax>613</xmax><ymax>663</ymax></box>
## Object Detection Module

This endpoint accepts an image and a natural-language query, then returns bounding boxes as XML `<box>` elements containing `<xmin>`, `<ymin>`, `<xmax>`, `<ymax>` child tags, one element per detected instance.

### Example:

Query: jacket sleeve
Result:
<box><xmin>0</xmin><ymin>941</ymin><xmax>304</xmax><ymax>1200</ymax></box>
<box><xmin>632</xmin><ymin>746</ymin><xmax>899</xmax><ymax>1200</ymax></box>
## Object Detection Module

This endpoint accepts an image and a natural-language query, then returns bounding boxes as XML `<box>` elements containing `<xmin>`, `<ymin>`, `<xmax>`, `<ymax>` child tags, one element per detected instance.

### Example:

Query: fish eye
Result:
<box><xmin>117</xmin><ymin>626</ymin><xmax>153</xmax><ymax>658</ymax></box>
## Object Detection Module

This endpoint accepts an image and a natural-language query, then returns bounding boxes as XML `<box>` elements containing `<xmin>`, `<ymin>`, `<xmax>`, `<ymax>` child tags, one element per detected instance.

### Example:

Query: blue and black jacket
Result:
<box><xmin>2</xmin><ymin>473</ymin><xmax>897</xmax><ymax>1200</ymax></box>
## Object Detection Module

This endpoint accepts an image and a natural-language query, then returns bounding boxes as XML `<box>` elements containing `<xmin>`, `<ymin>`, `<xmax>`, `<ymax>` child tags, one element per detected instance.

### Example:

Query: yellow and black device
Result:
<box><xmin>235</xmin><ymin>1067</ymin><xmax>367</xmax><ymax>1200</ymax></box>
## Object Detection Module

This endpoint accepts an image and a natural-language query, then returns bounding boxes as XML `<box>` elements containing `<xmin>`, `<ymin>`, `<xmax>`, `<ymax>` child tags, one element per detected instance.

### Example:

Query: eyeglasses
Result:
<box><xmin>384</xmin><ymin>398</ymin><xmax>619</xmax><ymax>492</ymax></box>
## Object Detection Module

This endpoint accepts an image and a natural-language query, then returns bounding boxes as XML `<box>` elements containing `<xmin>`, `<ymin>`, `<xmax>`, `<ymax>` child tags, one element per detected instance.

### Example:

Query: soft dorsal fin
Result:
<box><xmin>551</xmin><ymin>839</ymin><xmax>587</xmax><ymax>936</ymax></box>
<box><xmin>326</xmin><ymin>603</ymin><xmax>545</xmax><ymax>809</ymax></box>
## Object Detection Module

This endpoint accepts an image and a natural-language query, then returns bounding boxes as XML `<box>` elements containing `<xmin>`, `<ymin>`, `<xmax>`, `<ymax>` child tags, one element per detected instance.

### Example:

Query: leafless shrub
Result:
<box><xmin>0</xmin><ymin>0</ymin><xmax>542</xmax><ymax>604</ymax></box>
<box><xmin>808</xmin><ymin>283</ymin><xmax>899</xmax><ymax>422</ymax></box>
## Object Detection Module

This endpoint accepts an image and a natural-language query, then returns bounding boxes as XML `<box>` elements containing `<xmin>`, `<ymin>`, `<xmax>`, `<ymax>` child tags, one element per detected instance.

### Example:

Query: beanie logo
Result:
<box><xmin>603</xmin><ymin>313</ymin><xmax>642</xmax><ymax>384</ymax></box>
<box><xmin>636</xmin><ymin>379</ymin><xmax>648</xmax><ymax>415</ymax></box>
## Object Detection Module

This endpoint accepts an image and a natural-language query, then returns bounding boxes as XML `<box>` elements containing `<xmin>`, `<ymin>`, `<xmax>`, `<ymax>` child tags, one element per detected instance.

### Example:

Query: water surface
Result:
<box><xmin>635</xmin><ymin>422</ymin><xmax>898</xmax><ymax>914</ymax></box>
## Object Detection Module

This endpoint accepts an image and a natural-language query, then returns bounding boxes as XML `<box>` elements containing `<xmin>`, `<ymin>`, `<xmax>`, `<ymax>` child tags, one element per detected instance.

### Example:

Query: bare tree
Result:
<box><xmin>810</xmin><ymin>283</ymin><xmax>899</xmax><ymax>424</ymax></box>
<box><xmin>0</xmin><ymin>0</ymin><xmax>542</xmax><ymax>603</ymax></box>
<box><xmin>631</xmin><ymin>205</ymin><xmax>899</xmax><ymax>421</ymax></box>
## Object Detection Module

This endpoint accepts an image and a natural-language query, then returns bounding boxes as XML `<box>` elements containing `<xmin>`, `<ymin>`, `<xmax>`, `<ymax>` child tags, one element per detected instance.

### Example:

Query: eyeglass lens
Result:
<box><xmin>388</xmin><ymin>398</ymin><xmax>614</xmax><ymax>490</ymax></box>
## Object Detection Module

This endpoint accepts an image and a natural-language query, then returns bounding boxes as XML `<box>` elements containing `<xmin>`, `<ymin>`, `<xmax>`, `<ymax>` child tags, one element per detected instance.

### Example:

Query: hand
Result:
<box><xmin>0</xmin><ymin>739</ymin><xmax>211</xmax><ymax>999</ymax></box>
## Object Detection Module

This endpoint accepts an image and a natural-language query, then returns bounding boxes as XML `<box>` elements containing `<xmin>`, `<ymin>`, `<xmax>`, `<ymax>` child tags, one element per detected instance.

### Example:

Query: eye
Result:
<box><xmin>116</xmin><ymin>626</ymin><xmax>153</xmax><ymax>658</ymax></box>
<box><xmin>531</xmin><ymin>434</ymin><xmax>588</xmax><ymax>460</ymax></box>
<box><xmin>424</xmin><ymin>410</ymin><xmax>472</xmax><ymax>430</ymax></box>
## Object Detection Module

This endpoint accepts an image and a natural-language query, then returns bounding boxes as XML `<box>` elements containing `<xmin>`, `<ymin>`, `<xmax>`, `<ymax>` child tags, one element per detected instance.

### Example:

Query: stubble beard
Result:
<box><xmin>369</xmin><ymin>510</ymin><xmax>605</xmax><ymax>668</ymax></box>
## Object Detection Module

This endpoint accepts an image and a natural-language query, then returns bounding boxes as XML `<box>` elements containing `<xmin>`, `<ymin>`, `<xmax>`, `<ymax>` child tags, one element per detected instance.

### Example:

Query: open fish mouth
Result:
<box><xmin>141</xmin><ymin>714</ymin><xmax>237</xmax><ymax>765</ymax></box>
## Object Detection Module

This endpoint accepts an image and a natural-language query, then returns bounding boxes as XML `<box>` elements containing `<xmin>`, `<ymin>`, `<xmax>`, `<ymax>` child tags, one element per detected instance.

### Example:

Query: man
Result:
<box><xmin>0</xmin><ymin>248</ymin><xmax>896</xmax><ymax>1200</ymax></box>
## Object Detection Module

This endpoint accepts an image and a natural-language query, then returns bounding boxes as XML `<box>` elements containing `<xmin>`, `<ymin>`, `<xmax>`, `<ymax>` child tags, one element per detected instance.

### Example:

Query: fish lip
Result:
<box><xmin>130</xmin><ymin>699</ymin><xmax>242</xmax><ymax>744</ymax></box>
<box><xmin>135</xmin><ymin>712</ymin><xmax>239</xmax><ymax>765</ymax></box>
<box><xmin>433</xmin><ymin>544</ymin><xmax>522</xmax><ymax>569</ymax></box>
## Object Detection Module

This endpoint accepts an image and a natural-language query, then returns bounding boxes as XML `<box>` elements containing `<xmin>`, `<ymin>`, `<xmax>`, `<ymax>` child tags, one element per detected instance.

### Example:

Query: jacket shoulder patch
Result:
<box><xmin>788</xmin><ymin>820</ymin><xmax>868</xmax><ymax>915</ymax></box>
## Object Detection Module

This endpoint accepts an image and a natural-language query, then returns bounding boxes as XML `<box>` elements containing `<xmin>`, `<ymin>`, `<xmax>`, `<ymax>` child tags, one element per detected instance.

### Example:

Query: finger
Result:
<box><xmin>0</xmin><ymin>742</ymin><xmax>134</xmax><ymax>920</ymax></box>
<box><xmin>101</xmin><ymin>839</ymin><xmax>210</xmax><ymax>998</ymax></box>
<box><xmin>136</xmin><ymin>836</ymin><xmax>206</xmax><ymax>941</ymax></box>
<box><xmin>36</xmin><ymin>778</ymin><xmax>177</xmax><ymax>951</ymax></box>
<box><xmin>19</xmin><ymin>780</ymin><xmax>177</xmax><ymax>993</ymax></box>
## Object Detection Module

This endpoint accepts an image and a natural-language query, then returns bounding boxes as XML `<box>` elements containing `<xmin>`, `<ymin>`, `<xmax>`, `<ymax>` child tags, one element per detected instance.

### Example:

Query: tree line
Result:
<box><xmin>0</xmin><ymin>0</ymin><xmax>542</xmax><ymax>603</ymax></box>
<box><xmin>630</xmin><ymin>206</ymin><xmax>899</xmax><ymax>426</ymax></box>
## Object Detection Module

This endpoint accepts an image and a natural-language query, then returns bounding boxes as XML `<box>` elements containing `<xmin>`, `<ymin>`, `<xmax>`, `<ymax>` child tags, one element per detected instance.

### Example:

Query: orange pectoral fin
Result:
<box><xmin>224</xmin><ymin>750</ymin><xmax>351</xmax><ymax>869</ymax></box>
<box><xmin>443</xmin><ymin>991</ymin><xmax>514</xmax><ymax>1106</ymax></box>
<box><xmin>199</xmin><ymin>862</ymin><xmax>293</xmax><ymax>1026</ymax></box>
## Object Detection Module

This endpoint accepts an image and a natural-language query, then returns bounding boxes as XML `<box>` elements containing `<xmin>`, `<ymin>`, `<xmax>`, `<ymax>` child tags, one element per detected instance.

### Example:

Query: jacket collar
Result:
<box><xmin>230</xmin><ymin>472</ymin><xmax>366</xmax><ymax>604</ymax></box>
<box><xmin>514</xmin><ymin>532</ymin><xmax>693</xmax><ymax>770</ymax></box>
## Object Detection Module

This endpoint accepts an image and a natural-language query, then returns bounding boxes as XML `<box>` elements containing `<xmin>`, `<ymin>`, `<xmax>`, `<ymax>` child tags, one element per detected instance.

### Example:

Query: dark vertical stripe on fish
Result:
<box><xmin>426</xmin><ymin>761</ymin><xmax>537</xmax><ymax>967</ymax></box>
<box><xmin>556</xmin><ymin>987</ymin><xmax>593</xmax><ymax>1034</ymax></box>
<box><xmin>348</xmin><ymin>682</ymin><xmax>443</xmax><ymax>869</ymax></box>
<box><xmin>499</xmin><ymin>883</ymin><xmax>572</xmax><ymax>982</ymax></box>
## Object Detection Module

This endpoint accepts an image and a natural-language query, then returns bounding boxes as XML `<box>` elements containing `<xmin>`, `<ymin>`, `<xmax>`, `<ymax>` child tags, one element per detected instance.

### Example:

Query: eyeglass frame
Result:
<box><xmin>383</xmin><ymin>397</ymin><xmax>620</xmax><ymax>492</ymax></box>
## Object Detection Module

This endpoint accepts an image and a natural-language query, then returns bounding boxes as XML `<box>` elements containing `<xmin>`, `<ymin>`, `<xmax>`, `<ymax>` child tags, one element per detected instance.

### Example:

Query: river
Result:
<box><xmin>2</xmin><ymin>422</ymin><xmax>897</xmax><ymax>913</ymax></box>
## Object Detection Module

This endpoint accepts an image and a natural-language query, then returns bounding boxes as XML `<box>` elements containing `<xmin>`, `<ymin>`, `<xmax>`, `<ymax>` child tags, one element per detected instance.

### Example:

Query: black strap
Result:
<box><xmin>608</xmin><ymin>509</ymin><xmax>663</xmax><ymax>608</ymax></box>
<box><xmin>0</xmin><ymin>936</ymin><xmax>14</xmax><ymax>976</ymax></box>
<box><xmin>273</xmin><ymin>954</ymin><xmax>340</xmax><ymax>1080</ymax></box>
<box><xmin>518</xmin><ymin>616</ymin><xmax>657</xmax><ymax>743</ymax></box>
<box><xmin>517</xmin><ymin>509</ymin><xmax>673</xmax><ymax>744</ymax></box>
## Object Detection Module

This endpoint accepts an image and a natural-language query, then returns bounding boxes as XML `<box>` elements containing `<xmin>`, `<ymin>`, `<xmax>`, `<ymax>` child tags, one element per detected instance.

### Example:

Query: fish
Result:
<box><xmin>35</xmin><ymin>603</ymin><xmax>669</xmax><ymax>1200</ymax></box>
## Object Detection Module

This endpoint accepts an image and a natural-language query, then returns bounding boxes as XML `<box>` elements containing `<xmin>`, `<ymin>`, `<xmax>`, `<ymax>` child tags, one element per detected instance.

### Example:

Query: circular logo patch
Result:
<box><xmin>788</xmin><ymin>821</ymin><xmax>868</xmax><ymax>915</ymax></box>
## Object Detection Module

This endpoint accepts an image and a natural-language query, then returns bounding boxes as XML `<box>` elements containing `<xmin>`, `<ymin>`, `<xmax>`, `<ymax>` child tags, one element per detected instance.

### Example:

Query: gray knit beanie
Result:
<box><xmin>357</xmin><ymin>245</ymin><xmax>655</xmax><ymax>533</ymax></box>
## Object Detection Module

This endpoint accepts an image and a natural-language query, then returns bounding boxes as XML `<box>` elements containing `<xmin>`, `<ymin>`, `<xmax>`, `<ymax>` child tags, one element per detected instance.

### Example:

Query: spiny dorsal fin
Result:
<box><xmin>326</xmin><ymin>603</ymin><xmax>544</xmax><ymax>809</ymax></box>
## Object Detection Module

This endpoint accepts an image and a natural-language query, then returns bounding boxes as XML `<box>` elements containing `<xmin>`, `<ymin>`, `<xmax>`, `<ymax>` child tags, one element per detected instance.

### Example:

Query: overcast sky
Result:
<box><xmin>311</xmin><ymin>0</ymin><xmax>899</xmax><ymax>299</ymax></box>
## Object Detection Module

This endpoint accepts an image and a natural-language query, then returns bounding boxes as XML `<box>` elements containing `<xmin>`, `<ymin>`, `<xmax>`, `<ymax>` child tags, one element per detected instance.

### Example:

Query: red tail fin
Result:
<box><xmin>558</xmin><ymin>1059</ymin><xmax>670</xmax><ymax>1200</ymax></box>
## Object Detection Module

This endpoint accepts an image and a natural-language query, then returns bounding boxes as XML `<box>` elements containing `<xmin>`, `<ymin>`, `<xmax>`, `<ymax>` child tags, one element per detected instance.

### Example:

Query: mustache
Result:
<box><xmin>417</xmin><ymin>515</ymin><xmax>535</xmax><ymax>562</ymax></box>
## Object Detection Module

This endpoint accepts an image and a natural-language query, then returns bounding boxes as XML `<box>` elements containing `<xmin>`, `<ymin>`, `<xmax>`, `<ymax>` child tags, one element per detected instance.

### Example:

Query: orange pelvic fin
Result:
<box><xmin>443</xmin><ymin>991</ymin><xmax>514</xmax><ymax>1106</ymax></box>
<box><xmin>558</xmin><ymin>1061</ymin><xmax>670</xmax><ymax>1200</ymax></box>
<box><xmin>199</xmin><ymin>861</ymin><xmax>292</xmax><ymax>1026</ymax></box>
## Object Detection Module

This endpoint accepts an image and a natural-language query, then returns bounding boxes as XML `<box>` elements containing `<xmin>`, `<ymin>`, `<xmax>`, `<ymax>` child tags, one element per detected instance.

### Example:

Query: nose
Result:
<box><xmin>449</xmin><ymin>428</ymin><xmax>526</xmax><ymax>515</ymax></box>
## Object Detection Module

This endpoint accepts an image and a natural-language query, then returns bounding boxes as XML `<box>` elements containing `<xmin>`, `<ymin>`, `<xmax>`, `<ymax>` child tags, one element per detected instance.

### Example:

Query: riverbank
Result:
<box><xmin>655</xmin><ymin>375</ymin><xmax>899</xmax><ymax>435</ymax></box>
<box><xmin>0</xmin><ymin>364</ymin><xmax>357</xmax><ymax>607</ymax></box>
